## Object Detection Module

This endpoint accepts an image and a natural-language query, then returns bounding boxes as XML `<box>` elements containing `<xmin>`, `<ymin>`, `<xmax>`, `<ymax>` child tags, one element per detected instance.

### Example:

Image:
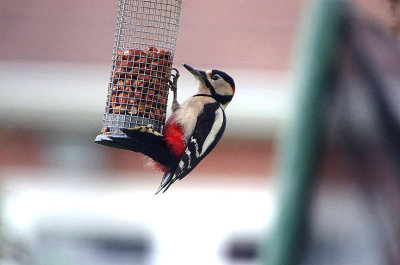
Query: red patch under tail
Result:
<box><xmin>164</xmin><ymin>120</ymin><xmax>185</xmax><ymax>158</ymax></box>
<box><xmin>149</xmin><ymin>117</ymin><xmax>185</xmax><ymax>173</ymax></box>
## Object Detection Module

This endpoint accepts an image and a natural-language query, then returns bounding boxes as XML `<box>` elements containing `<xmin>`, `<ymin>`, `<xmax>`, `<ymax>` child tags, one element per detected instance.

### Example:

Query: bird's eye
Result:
<box><xmin>211</xmin><ymin>74</ymin><xmax>219</xmax><ymax>80</ymax></box>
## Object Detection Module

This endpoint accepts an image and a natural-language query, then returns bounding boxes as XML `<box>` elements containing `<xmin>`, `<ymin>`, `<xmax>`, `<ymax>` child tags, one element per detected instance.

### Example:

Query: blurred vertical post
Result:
<box><xmin>260</xmin><ymin>0</ymin><xmax>347</xmax><ymax>264</ymax></box>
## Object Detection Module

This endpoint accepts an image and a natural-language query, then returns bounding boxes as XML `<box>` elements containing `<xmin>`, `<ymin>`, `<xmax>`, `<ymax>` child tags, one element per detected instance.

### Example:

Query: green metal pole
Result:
<box><xmin>261</xmin><ymin>0</ymin><xmax>347</xmax><ymax>264</ymax></box>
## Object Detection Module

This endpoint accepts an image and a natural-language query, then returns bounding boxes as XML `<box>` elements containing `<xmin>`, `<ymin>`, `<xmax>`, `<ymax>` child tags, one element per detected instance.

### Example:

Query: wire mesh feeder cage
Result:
<box><xmin>95</xmin><ymin>0</ymin><xmax>182</xmax><ymax>149</ymax></box>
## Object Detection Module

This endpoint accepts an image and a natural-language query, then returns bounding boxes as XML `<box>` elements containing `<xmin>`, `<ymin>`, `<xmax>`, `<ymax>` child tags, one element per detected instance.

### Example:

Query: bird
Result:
<box><xmin>109</xmin><ymin>64</ymin><xmax>235</xmax><ymax>193</ymax></box>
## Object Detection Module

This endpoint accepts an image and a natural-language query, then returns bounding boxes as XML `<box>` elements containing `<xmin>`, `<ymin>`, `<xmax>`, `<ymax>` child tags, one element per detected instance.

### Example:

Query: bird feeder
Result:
<box><xmin>95</xmin><ymin>0</ymin><xmax>182</xmax><ymax>149</ymax></box>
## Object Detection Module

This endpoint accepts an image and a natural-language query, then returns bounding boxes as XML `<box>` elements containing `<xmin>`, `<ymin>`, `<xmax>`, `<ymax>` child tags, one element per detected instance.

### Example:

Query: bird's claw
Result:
<box><xmin>167</xmin><ymin>68</ymin><xmax>180</xmax><ymax>92</ymax></box>
<box><xmin>165</xmin><ymin>68</ymin><xmax>180</xmax><ymax>112</ymax></box>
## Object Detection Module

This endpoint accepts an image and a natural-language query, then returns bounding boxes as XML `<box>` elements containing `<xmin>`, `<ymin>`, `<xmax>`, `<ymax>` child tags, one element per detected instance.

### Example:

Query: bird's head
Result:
<box><xmin>183</xmin><ymin>64</ymin><xmax>235</xmax><ymax>107</ymax></box>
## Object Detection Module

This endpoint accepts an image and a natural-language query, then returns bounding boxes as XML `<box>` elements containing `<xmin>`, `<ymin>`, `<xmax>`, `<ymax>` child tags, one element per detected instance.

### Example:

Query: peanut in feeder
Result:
<box><xmin>95</xmin><ymin>0</ymin><xmax>182</xmax><ymax>149</ymax></box>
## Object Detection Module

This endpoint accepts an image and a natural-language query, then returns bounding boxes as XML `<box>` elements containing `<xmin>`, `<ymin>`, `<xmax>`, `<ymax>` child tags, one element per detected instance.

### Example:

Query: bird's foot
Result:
<box><xmin>171</xmin><ymin>101</ymin><xmax>180</xmax><ymax>112</ymax></box>
<box><xmin>167</xmin><ymin>68</ymin><xmax>180</xmax><ymax>112</ymax></box>
<box><xmin>167</xmin><ymin>68</ymin><xmax>180</xmax><ymax>93</ymax></box>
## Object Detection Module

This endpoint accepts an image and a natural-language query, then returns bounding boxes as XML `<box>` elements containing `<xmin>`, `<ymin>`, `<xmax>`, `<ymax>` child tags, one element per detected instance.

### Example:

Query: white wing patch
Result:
<box><xmin>200</xmin><ymin>108</ymin><xmax>224</xmax><ymax>156</ymax></box>
<box><xmin>185</xmin><ymin>149</ymin><xmax>192</xmax><ymax>169</ymax></box>
<box><xmin>191</xmin><ymin>137</ymin><xmax>201</xmax><ymax>158</ymax></box>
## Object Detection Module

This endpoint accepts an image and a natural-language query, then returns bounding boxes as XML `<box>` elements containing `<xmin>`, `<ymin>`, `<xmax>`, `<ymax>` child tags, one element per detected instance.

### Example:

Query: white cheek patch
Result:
<box><xmin>200</xmin><ymin>108</ymin><xmax>224</xmax><ymax>156</ymax></box>
<box><xmin>217</xmin><ymin>82</ymin><xmax>233</xmax><ymax>96</ymax></box>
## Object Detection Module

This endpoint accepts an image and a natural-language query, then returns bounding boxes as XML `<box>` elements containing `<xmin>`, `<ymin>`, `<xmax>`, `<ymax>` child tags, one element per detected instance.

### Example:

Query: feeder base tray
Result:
<box><xmin>94</xmin><ymin>134</ymin><xmax>131</xmax><ymax>150</ymax></box>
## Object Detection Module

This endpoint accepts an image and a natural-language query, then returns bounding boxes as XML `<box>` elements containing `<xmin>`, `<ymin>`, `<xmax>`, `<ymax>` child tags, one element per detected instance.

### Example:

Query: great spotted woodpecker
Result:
<box><xmin>112</xmin><ymin>64</ymin><xmax>235</xmax><ymax>193</ymax></box>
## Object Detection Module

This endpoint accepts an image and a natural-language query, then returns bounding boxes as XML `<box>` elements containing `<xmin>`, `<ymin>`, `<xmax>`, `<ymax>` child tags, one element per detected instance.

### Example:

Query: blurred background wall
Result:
<box><xmin>1</xmin><ymin>0</ymin><xmax>393</xmax><ymax>180</ymax></box>
<box><xmin>0</xmin><ymin>0</ymin><xmax>393</xmax><ymax>178</ymax></box>
<box><xmin>1</xmin><ymin>0</ymin><xmax>301</xmax><ymax>181</ymax></box>
<box><xmin>0</xmin><ymin>1</ymin><xmax>397</xmax><ymax>265</ymax></box>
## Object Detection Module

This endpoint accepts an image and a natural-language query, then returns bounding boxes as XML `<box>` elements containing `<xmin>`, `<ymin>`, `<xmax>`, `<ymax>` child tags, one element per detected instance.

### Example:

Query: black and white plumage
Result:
<box><xmin>111</xmin><ymin>64</ymin><xmax>235</xmax><ymax>193</ymax></box>
<box><xmin>160</xmin><ymin>100</ymin><xmax>227</xmax><ymax>192</ymax></box>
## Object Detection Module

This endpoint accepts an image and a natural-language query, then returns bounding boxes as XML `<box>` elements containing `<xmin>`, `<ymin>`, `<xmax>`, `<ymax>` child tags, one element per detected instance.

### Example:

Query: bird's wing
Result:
<box><xmin>109</xmin><ymin>126</ymin><xmax>179</xmax><ymax>169</ymax></box>
<box><xmin>172</xmin><ymin>102</ymin><xmax>226</xmax><ymax>181</ymax></box>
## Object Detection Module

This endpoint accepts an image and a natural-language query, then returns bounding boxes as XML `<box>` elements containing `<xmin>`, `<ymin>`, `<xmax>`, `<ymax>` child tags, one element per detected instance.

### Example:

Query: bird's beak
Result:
<box><xmin>183</xmin><ymin>64</ymin><xmax>207</xmax><ymax>81</ymax></box>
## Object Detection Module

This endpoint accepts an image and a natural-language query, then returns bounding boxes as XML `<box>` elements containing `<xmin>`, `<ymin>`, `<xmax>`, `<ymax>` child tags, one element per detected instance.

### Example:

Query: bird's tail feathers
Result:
<box><xmin>155</xmin><ymin>172</ymin><xmax>175</xmax><ymax>194</ymax></box>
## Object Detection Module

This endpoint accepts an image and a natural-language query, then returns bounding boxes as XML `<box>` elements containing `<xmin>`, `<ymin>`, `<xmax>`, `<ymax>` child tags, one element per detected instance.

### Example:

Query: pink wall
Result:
<box><xmin>0</xmin><ymin>0</ymin><xmax>303</xmax><ymax>69</ymax></box>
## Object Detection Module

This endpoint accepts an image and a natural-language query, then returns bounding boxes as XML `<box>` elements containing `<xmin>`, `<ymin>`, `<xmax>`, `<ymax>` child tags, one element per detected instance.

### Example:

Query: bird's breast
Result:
<box><xmin>173</xmin><ymin>96</ymin><xmax>215</xmax><ymax>138</ymax></box>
